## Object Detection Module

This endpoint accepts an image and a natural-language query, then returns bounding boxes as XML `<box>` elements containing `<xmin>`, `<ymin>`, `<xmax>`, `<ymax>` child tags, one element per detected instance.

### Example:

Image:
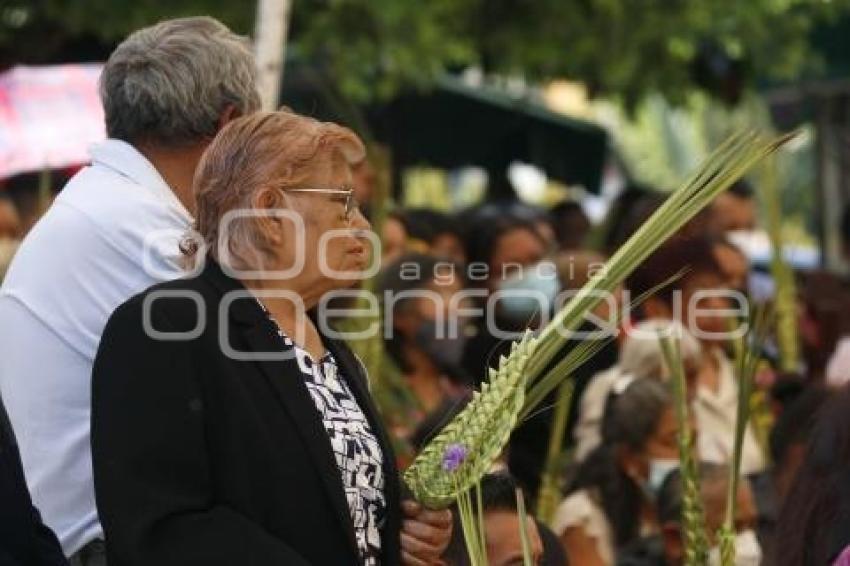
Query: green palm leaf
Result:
<box><xmin>404</xmin><ymin>130</ymin><xmax>794</xmax><ymax>509</ymax></box>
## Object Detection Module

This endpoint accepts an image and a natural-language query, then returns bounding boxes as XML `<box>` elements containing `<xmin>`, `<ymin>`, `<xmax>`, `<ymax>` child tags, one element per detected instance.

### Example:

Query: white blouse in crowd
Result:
<box><xmin>826</xmin><ymin>336</ymin><xmax>850</xmax><ymax>388</ymax></box>
<box><xmin>552</xmin><ymin>488</ymin><xmax>615</xmax><ymax>565</ymax></box>
<box><xmin>573</xmin><ymin>348</ymin><xmax>766</xmax><ymax>475</ymax></box>
<box><xmin>695</xmin><ymin>347</ymin><xmax>766</xmax><ymax>475</ymax></box>
<box><xmin>573</xmin><ymin>366</ymin><xmax>622</xmax><ymax>462</ymax></box>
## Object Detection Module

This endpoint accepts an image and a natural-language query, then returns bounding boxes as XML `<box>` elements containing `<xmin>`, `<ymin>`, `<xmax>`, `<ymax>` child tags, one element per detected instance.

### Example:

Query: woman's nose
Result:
<box><xmin>350</xmin><ymin>208</ymin><xmax>372</xmax><ymax>232</ymax></box>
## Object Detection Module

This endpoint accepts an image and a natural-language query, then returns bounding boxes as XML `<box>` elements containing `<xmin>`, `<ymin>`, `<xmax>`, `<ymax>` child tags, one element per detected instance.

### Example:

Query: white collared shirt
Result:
<box><xmin>694</xmin><ymin>348</ymin><xmax>766</xmax><ymax>475</ymax></box>
<box><xmin>0</xmin><ymin>139</ymin><xmax>192</xmax><ymax>555</ymax></box>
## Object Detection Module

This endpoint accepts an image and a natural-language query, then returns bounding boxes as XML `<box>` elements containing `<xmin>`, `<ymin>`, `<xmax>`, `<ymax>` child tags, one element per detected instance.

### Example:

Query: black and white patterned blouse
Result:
<box><xmin>263</xmin><ymin>311</ymin><xmax>386</xmax><ymax>565</ymax></box>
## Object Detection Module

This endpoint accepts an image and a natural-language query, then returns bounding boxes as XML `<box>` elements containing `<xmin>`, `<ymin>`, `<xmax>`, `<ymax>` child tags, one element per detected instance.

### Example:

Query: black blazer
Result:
<box><xmin>91</xmin><ymin>260</ymin><xmax>401</xmax><ymax>566</ymax></box>
<box><xmin>0</xmin><ymin>396</ymin><xmax>67</xmax><ymax>566</ymax></box>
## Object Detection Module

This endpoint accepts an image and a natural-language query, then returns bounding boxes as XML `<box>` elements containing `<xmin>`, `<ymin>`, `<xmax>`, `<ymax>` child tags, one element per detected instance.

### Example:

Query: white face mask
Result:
<box><xmin>708</xmin><ymin>529</ymin><xmax>762</xmax><ymax>566</ymax></box>
<box><xmin>646</xmin><ymin>458</ymin><xmax>679</xmax><ymax>497</ymax></box>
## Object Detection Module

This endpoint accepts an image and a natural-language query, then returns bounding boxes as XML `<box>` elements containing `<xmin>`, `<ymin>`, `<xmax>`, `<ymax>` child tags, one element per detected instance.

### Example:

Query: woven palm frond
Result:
<box><xmin>404</xmin><ymin>331</ymin><xmax>536</xmax><ymax>508</ymax></box>
<box><xmin>717</xmin><ymin>525</ymin><xmax>736</xmax><ymax>566</ymax></box>
<box><xmin>405</xmin><ymin>131</ymin><xmax>794</xmax><ymax>509</ymax></box>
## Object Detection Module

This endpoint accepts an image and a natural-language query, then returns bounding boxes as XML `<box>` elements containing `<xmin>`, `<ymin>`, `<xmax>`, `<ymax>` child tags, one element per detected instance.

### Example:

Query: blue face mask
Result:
<box><xmin>413</xmin><ymin>318</ymin><xmax>470</xmax><ymax>374</ymax></box>
<box><xmin>497</xmin><ymin>261</ymin><xmax>560</xmax><ymax>322</ymax></box>
<box><xmin>645</xmin><ymin>458</ymin><xmax>679</xmax><ymax>498</ymax></box>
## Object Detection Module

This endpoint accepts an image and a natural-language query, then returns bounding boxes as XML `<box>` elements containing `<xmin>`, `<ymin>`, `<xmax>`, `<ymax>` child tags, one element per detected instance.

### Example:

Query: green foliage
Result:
<box><xmin>2</xmin><ymin>0</ymin><xmax>253</xmax><ymax>40</ymax></box>
<box><xmin>290</xmin><ymin>0</ymin><xmax>475</xmax><ymax>102</ymax></box>
<box><xmin>3</xmin><ymin>0</ymin><xmax>849</xmax><ymax>104</ymax></box>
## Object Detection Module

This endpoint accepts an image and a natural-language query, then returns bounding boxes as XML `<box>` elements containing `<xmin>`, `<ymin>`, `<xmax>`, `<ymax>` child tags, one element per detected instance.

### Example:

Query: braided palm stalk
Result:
<box><xmin>516</xmin><ymin>487</ymin><xmax>535</xmax><ymax>566</ymax></box>
<box><xmin>536</xmin><ymin>380</ymin><xmax>575</xmax><ymax>523</ymax></box>
<box><xmin>659</xmin><ymin>335</ymin><xmax>709</xmax><ymax>565</ymax></box>
<box><xmin>404</xmin><ymin>131</ymin><xmax>794</xmax><ymax>509</ymax></box>
<box><xmin>761</xmin><ymin>155</ymin><xmax>800</xmax><ymax>373</ymax></box>
<box><xmin>405</xmin><ymin>332</ymin><xmax>536</xmax><ymax>508</ymax></box>
<box><xmin>719</xmin><ymin>307</ymin><xmax>771</xmax><ymax>565</ymax></box>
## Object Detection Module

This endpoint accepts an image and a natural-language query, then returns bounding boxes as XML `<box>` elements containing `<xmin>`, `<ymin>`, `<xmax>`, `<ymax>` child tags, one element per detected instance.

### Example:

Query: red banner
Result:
<box><xmin>0</xmin><ymin>64</ymin><xmax>105</xmax><ymax>179</ymax></box>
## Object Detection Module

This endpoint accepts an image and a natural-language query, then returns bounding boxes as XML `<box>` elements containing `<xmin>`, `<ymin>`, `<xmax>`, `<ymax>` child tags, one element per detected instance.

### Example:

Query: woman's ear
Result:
<box><xmin>252</xmin><ymin>187</ymin><xmax>285</xmax><ymax>244</ymax></box>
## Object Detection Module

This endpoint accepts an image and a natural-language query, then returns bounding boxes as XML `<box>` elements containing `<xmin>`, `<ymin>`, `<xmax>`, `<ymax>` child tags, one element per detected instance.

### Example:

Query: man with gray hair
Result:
<box><xmin>0</xmin><ymin>17</ymin><xmax>260</xmax><ymax>565</ymax></box>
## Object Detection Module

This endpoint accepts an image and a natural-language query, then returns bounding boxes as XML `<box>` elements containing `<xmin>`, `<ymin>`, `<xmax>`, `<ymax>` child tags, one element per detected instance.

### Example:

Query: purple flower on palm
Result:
<box><xmin>442</xmin><ymin>443</ymin><xmax>468</xmax><ymax>472</ymax></box>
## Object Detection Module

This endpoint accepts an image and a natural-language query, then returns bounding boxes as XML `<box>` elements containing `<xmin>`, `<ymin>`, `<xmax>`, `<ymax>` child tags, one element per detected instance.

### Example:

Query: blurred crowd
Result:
<box><xmin>361</xmin><ymin>169</ymin><xmax>850</xmax><ymax>565</ymax></box>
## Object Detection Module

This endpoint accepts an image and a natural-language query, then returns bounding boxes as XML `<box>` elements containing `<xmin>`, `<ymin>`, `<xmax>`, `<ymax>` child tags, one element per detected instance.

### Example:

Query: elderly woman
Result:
<box><xmin>91</xmin><ymin>111</ymin><xmax>451</xmax><ymax>566</ymax></box>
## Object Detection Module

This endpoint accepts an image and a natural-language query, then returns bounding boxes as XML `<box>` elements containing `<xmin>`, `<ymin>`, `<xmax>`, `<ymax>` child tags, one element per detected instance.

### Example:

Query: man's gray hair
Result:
<box><xmin>100</xmin><ymin>16</ymin><xmax>261</xmax><ymax>146</ymax></box>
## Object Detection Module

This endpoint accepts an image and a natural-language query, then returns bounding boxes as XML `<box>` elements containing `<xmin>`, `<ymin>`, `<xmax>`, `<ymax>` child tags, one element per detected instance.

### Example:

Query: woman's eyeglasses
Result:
<box><xmin>287</xmin><ymin>188</ymin><xmax>359</xmax><ymax>221</ymax></box>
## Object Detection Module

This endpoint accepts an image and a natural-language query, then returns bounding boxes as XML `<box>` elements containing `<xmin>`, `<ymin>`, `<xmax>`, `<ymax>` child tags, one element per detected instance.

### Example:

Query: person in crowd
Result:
<box><xmin>738</xmin><ymin>384</ymin><xmax>830</xmax><ymax>558</ymax></box>
<box><xmin>817</xmin><ymin>265</ymin><xmax>850</xmax><ymax>386</ymax></box>
<box><xmin>711</xmin><ymin>238</ymin><xmax>750</xmax><ymax>295</ymax></box>
<box><xmin>769</xmin><ymin>385</ymin><xmax>829</xmax><ymax>502</ymax></box>
<box><xmin>503</xmin><ymin>243</ymin><xmax>621</xmax><ymax>499</ymax></box>
<box><xmin>0</xmin><ymin>17</ymin><xmax>261</xmax><ymax>564</ymax></box>
<box><xmin>774</xmin><ymin>386</ymin><xmax>850</xmax><ymax>565</ymax></box>
<box><xmin>799</xmin><ymin>270</ymin><xmax>850</xmax><ymax>383</ymax></box>
<box><xmin>0</xmin><ymin>196</ymin><xmax>20</xmax><ymax>239</ymax></box>
<box><xmin>0</xmin><ymin>393</ymin><xmax>68</xmax><ymax>566</ymax></box>
<box><xmin>352</xmin><ymin>158</ymin><xmax>378</xmax><ymax>215</ymax></box>
<box><xmin>461</xmin><ymin>212</ymin><xmax>552</xmax><ymax>382</ymax></box>
<box><xmin>404</xmin><ymin>208</ymin><xmax>467</xmax><ymax>264</ymax></box>
<box><xmin>91</xmin><ymin>111</ymin><xmax>452</xmax><ymax>565</ymax></box>
<box><xmin>551</xmin><ymin>199</ymin><xmax>591</xmax><ymax>252</ymax></box>
<box><xmin>378</xmin><ymin>252</ymin><xmax>472</xmax><ymax>444</ymax></box>
<box><xmin>383</xmin><ymin>210</ymin><xmax>411</xmax><ymax>265</ymax></box>
<box><xmin>602</xmin><ymin>187</ymin><xmax>664</xmax><ymax>257</ymax></box>
<box><xmin>826</xmin><ymin>337</ymin><xmax>850</xmax><ymax>388</ymax></box>
<box><xmin>840</xmin><ymin>202</ymin><xmax>850</xmax><ymax>264</ymax></box>
<box><xmin>553</xmin><ymin>377</ymin><xmax>680</xmax><ymax>565</ymax></box>
<box><xmin>573</xmin><ymin>319</ymin><xmax>702</xmax><ymax>462</ymax></box>
<box><xmin>627</xmin><ymin>236</ymin><xmax>766</xmax><ymax>475</ymax></box>
<box><xmin>619</xmin><ymin>464</ymin><xmax>760</xmax><ymax>566</ymax></box>
<box><xmin>1</xmin><ymin>170</ymin><xmax>71</xmax><ymax>235</ymax></box>
<box><xmin>459</xmin><ymin>209</ymin><xmax>568</xmax><ymax>497</ymax></box>
<box><xmin>443</xmin><ymin>473</ymin><xmax>563</xmax><ymax>566</ymax></box>
<box><xmin>707</xmin><ymin>180</ymin><xmax>757</xmax><ymax>235</ymax></box>
<box><xmin>0</xmin><ymin>195</ymin><xmax>20</xmax><ymax>281</ymax></box>
<box><xmin>506</xmin><ymin>202</ymin><xmax>558</xmax><ymax>253</ymax></box>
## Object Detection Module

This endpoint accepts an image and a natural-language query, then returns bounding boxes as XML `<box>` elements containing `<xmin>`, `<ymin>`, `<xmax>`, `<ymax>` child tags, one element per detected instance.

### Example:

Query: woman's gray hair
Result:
<box><xmin>100</xmin><ymin>16</ymin><xmax>261</xmax><ymax>146</ymax></box>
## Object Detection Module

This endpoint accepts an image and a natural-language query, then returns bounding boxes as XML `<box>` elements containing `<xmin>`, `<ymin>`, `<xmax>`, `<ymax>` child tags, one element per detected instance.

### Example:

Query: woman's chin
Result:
<box><xmin>322</xmin><ymin>256</ymin><xmax>368</xmax><ymax>285</ymax></box>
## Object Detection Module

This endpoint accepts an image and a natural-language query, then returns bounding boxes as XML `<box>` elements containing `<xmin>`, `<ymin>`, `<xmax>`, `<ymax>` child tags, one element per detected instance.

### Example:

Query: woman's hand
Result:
<box><xmin>400</xmin><ymin>500</ymin><xmax>453</xmax><ymax>566</ymax></box>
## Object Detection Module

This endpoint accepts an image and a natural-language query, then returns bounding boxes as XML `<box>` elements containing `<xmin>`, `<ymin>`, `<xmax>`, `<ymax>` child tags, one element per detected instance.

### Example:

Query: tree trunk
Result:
<box><xmin>254</xmin><ymin>0</ymin><xmax>292</xmax><ymax>111</ymax></box>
